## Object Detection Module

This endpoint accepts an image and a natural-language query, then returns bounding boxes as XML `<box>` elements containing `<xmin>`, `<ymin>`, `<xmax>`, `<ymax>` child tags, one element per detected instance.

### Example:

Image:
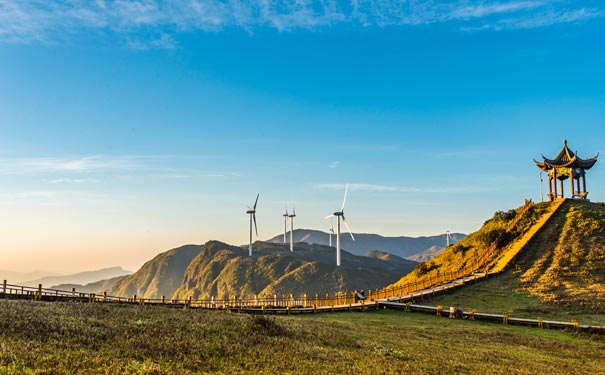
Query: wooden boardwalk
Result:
<box><xmin>3</xmin><ymin>199</ymin><xmax>601</xmax><ymax>333</ymax></box>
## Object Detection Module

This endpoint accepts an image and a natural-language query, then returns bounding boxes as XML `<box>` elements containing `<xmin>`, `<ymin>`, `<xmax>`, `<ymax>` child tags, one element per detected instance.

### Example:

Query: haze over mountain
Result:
<box><xmin>406</xmin><ymin>246</ymin><xmax>446</xmax><ymax>263</ymax></box>
<box><xmin>0</xmin><ymin>271</ymin><xmax>58</xmax><ymax>284</ymax></box>
<box><xmin>51</xmin><ymin>275</ymin><xmax>127</xmax><ymax>294</ymax></box>
<box><xmin>20</xmin><ymin>267</ymin><xmax>131</xmax><ymax>288</ymax></box>
<box><xmin>266</xmin><ymin>229</ymin><xmax>465</xmax><ymax>259</ymax></box>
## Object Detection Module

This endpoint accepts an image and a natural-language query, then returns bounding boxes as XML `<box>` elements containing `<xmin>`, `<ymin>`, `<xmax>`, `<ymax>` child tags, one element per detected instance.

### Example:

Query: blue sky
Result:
<box><xmin>1</xmin><ymin>0</ymin><xmax>604</xmax><ymax>273</ymax></box>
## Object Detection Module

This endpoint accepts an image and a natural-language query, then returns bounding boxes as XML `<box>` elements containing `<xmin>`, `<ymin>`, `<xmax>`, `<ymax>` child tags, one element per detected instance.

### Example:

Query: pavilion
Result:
<box><xmin>535</xmin><ymin>140</ymin><xmax>599</xmax><ymax>201</ymax></box>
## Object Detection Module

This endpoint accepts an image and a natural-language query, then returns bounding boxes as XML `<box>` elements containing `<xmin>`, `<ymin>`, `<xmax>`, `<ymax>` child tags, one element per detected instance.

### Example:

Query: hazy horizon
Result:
<box><xmin>1</xmin><ymin>228</ymin><xmax>463</xmax><ymax>274</ymax></box>
<box><xmin>1</xmin><ymin>1</ymin><xmax>603</xmax><ymax>274</ymax></box>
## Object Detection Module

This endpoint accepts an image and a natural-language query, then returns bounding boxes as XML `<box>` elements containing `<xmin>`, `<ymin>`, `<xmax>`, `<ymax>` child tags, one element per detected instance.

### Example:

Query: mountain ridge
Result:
<box><xmin>20</xmin><ymin>266</ymin><xmax>131</xmax><ymax>288</ymax></box>
<box><xmin>265</xmin><ymin>229</ymin><xmax>465</xmax><ymax>259</ymax></box>
<box><xmin>173</xmin><ymin>240</ymin><xmax>417</xmax><ymax>300</ymax></box>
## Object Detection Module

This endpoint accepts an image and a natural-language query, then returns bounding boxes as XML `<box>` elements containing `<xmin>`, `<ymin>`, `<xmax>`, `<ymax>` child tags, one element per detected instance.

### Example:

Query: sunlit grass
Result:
<box><xmin>1</xmin><ymin>300</ymin><xmax>603</xmax><ymax>374</ymax></box>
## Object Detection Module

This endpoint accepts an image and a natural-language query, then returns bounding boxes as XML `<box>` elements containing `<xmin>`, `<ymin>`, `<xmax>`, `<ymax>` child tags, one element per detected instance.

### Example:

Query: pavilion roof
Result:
<box><xmin>534</xmin><ymin>140</ymin><xmax>599</xmax><ymax>171</ymax></box>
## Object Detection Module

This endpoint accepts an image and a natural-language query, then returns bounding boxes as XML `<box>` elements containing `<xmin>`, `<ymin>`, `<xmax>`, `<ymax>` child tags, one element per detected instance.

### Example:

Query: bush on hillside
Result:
<box><xmin>476</xmin><ymin>228</ymin><xmax>506</xmax><ymax>248</ymax></box>
<box><xmin>452</xmin><ymin>244</ymin><xmax>473</xmax><ymax>255</ymax></box>
<box><xmin>414</xmin><ymin>261</ymin><xmax>440</xmax><ymax>276</ymax></box>
<box><xmin>484</xmin><ymin>209</ymin><xmax>517</xmax><ymax>226</ymax></box>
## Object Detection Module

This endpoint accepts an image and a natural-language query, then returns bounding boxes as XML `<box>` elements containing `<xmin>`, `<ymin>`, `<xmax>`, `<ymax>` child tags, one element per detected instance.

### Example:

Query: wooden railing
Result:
<box><xmin>0</xmin><ymin>199</ymin><xmax>555</xmax><ymax>314</ymax></box>
<box><xmin>2</xmin><ymin>279</ymin><xmax>602</xmax><ymax>334</ymax></box>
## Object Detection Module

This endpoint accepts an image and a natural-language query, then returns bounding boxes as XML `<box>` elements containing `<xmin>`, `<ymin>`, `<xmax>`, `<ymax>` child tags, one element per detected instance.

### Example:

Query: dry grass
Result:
<box><xmin>1</xmin><ymin>300</ymin><xmax>604</xmax><ymax>374</ymax></box>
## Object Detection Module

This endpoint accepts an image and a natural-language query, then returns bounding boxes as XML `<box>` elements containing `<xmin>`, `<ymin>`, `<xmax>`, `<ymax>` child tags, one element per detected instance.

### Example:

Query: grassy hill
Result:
<box><xmin>406</xmin><ymin>199</ymin><xmax>605</xmax><ymax>326</ymax></box>
<box><xmin>172</xmin><ymin>241</ymin><xmax>416</xmax><ymax>300</ymax></box>
<box><xmin>1</xmin><ymin>300</ymin><xmax>603</xmax><ymax>374</ymax></box>
<box><xmin>109</xmin><ymin>245</ymin><xmax>202</xmax><ymax>300</ymax></box>
<box><xmin>390</xmin><ymin>200</ymin><xmax>553</xmax><ymax>288</ymax></box>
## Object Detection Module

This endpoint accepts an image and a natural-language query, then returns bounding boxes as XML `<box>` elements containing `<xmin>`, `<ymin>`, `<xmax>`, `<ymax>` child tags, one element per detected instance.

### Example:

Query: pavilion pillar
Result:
<box><xmin>570</xmin><ymin>174</ymin><xmax>575</xmax><ymax>198</ymax></box>
<box><xmin>548</xmin><ymin>175</ymin><xmax>553</xmax><ymax>201</ymax></box>
<box><xmin>553</xmin><ymin>170</ymin><xmax>558</xmax><ymax>198</ymax></box>
<box><xmin>560</xmin><ymin>178</ymin><xmax>564</xmax><ymax>198</ymax></box>
<box><xmin>576</xmin><ymin>176</ymin><xmax>581</xmax><ymax>196</ymax></box>
<box><xmin>582</xmin><ymin>173</ymin><xmax>587</xmax><ymax>196</ymax></box>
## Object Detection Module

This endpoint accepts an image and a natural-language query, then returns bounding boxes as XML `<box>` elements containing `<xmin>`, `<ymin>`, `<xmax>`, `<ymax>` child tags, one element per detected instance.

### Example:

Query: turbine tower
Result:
<box><xmin>327</xmin><ymin>217</ymin><xmax>335</xmax><ymax>247</ymax></box>
<box><xmin>288</xmin><ymin>206</ymin><xmax>296</xmax><ymax>252</ymax></box>
<box><xmin>446</xmin><ymin>230</ymin><xmax>452</xmax><ymax>247</ymax></box>
<box><xmin>282</xmin><ymin>206</ymin><xmax>289</xmax><ymax>243</ymax></box>
<box><xmin>325</xmin><ymin>184</ymin><xmax>355</xmax><ymax>266</ymax></box>
<box><xmin>246</xmin><ymin>194</ymin><xmax>259</xmax><ymax>257</ymax></box>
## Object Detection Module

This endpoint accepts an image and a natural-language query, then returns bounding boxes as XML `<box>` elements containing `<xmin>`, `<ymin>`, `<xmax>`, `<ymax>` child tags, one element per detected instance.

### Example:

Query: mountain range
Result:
<box><xmin>51</xmin><ymin>275</ymin><xmax>128</xmax><ymax>294</ymax></box>
<box><xmin>266</xmin><ymin>229</ymin><xmax>465</xmax><ymax>259</ymax></box>
<box><xmin>110</xmin><ymin>241</ymin><xmax>417</xmax><ymax>300</ymax></box>
<box><xmin>0</xmin><ymin>270</ymin><xmax>58</xmax><ymax>284</ymax></box>
<box><xmin>20</xmin><ymin>267</ymin><xmax>132</xmax><ymax>288</ymax></box>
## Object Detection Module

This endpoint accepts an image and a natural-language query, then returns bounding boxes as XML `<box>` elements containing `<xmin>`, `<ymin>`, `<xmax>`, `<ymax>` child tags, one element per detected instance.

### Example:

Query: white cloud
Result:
<box><xmin>0</xmin><ymin>1</ymin><xmax>602</xmax><ymax>47</ymax></box>
<box><xmin>329</xmin><ymin>161</ymin><xmax>340</xmax><ymax>169</ymax></box>
<box><xmin>312</xmin><ymin>183</ymin><xmax>420</xmax><ymax>192</ymax></box>
<box><xmin>312</xmin><ymin>182</ymin><xmax>499</xmax><ymax>194</ymax></box>
<box><xmin>48</xmin><ymin>178</ymin><xmax>98</xmax><ymax>184</ymax></box>
<box><xmin>0</xmin><ymin>155</ymin><xmax>137</xmax><ymax>175</ymax></box>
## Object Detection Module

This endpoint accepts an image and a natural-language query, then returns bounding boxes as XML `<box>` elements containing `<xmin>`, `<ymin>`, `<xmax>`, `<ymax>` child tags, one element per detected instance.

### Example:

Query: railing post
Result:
<box><xmin>2</xmin><ymin>280</ymin><xmax>6</xmax><ymax>295</ymax></box>
<box><xmin>103</xmin><ymin>291</ymin><xmax>107</xmax><ymax>302</ymax></box>
<box><xmin>161</xmin><ymin>295</ymin><xmax>165</xmax><ymax>304</ymax></box>
<box><xmin>133</xmin><ymin>294</ymin><xmax>137</xmax><ymax>303</ymax></box>
<box><xmin>37</xmin><ymin>284</ymin><xmax>42</xmax><ymax>300</ymax></box>
<box><xmin>303</xmin><ymin>293</ymin><xmax>307</xmax><ymax>307</ymax></box>
<box><xmin>71</xmin><ymin>288</ymin><xmax>76</xmax><ymax>298</ymax></box>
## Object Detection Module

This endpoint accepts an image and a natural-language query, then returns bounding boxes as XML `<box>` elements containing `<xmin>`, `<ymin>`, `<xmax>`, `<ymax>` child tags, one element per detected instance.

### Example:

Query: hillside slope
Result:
<box><xmin>172</xmin><ymin>241</ymin><xmax>416</xmax><ymax>300</ymax></box>
<box><xmin>390</xmin><ymin>200</ymin><xmax>553</xmax><ymax>288</ymax></box>
<box><xmin>403</xmin><ymin>200</ymin><xmax>605</xmax><ymax>324</ymax></box>
<box><xmin>517</xmin><ymin>200</ymin><xmax>605</xmax><ymax>308</ymax></box>
<box><xmin>109</xmin><ymin>245</ymin><xmax>202</xmax><ymax>299</ymax></box>
<box><xmin>265</xmin><ymin>229</ymin><xmax>464</xmax><ymax>259</ymax></box>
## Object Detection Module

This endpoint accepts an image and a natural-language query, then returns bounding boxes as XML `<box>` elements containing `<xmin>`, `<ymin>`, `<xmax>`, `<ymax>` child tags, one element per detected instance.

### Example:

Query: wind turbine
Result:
<box><xmin>246</xmin><ymin>194</ymin><xmax>259</xmax><ymax>257</ymax></box>
<box><xmin>327</xmin><ymin>217</ymin><xmax>335</xmax><ymax>247</ymax></box>
<box><xmin>325</xmin><ymin>184</ymin><xmax>355</xmax><ymax>266</ymax></box>
<box><xmin>282</xmin><ymin>206</ymin><xmax>289</xmax><ymax>244</ymax></box>
<box><xmin>445</xmin><ymin>230</ymin><xmax>452</xmax><ymax>247</ymax></box>
<box><xmin>288</xmin><ymin>206</ymin><xmax>296</xmax><ymax>252</ymax></box>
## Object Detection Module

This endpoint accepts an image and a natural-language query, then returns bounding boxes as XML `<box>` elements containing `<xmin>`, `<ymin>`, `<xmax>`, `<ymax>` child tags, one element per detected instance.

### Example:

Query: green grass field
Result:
<box><xmin>419</xmin><ymin>272</ymin><xmax>605</xmax><ymax>327</ymax></box>
<box><xmin>1</xmin><ymin>300</ymin><xmax>603</xmax><ymax>374</ymax></box>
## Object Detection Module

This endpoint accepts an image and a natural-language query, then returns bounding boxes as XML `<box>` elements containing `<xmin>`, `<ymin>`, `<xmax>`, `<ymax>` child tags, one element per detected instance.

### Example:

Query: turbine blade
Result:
<box><xmin>253</xmin><ymin>213</ymin><xmax>258</xmax><ymax>238</ymax></box>
<box><xmin>341</xmin><ymin>184</ymin><xmax>349</xmax><ymax>211</ymax></box>
<box><xmin>253</xmin><ymin>193</ymin><xmax>259</xmax><ymax>210</ymax></box>
<box><xmin>324</xmin><ymin>214</ymin><xmax>335</xmax><ymax>219</ymax></box>
<box><xmin>342</xmin><ymin>215</ymin><xmax>355</xmax><ymax>241</ymax></box>
<box><xmin>293</xmin><ymin>205</ymin><xmax>296</xmax><ymax>216</ymax></box>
